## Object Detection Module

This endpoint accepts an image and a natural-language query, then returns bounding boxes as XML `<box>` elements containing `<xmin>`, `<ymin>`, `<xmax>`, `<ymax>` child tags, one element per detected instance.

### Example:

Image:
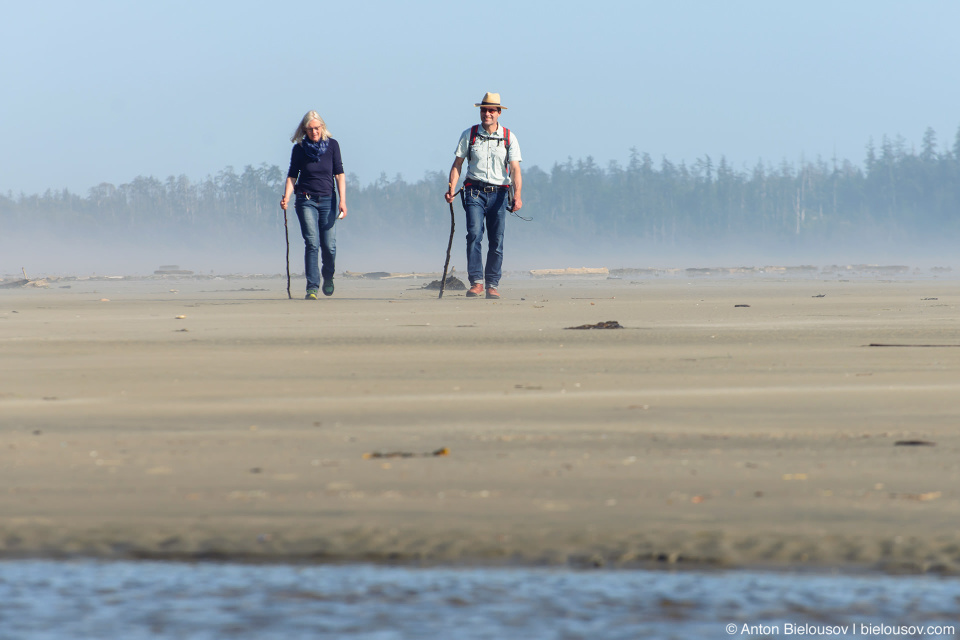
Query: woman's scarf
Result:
<box><xmin>302</xmin><ymin>138</ymin><xmax>329</xmax><ymax>162</ymax></box>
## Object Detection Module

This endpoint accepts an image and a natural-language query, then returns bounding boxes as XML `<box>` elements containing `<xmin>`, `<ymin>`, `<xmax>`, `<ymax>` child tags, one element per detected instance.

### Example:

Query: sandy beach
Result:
<box><xmin>2</xmin><ymin>270</ymin><xmax>959</xmax><ymax>573</ymax></box>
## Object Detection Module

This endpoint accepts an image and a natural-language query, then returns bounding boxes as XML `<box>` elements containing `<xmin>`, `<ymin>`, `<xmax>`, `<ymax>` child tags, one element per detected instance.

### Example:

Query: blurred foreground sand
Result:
<box><xmin>1</xmin><ymin>273</ymin><xmax>959</xmax><ymax>572</ymax></box>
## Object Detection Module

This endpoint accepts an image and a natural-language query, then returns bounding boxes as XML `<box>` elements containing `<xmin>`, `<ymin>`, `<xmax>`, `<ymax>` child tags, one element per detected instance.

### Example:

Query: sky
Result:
<box><xmin>2</xmin><ymin>0</ymin><xmax>959</xmax><ymax>197</ymax></box>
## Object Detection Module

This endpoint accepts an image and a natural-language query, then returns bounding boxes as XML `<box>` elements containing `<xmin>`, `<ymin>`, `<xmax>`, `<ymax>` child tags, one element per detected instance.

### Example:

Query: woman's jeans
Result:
<box><xmin>295</xmin><ymin>195</ymin><xmax>336</xmax><ymax>291</ymax></box>
<box><xmin>462</xmin><ymin>187</ymin><xmax>507</xmax><ymax>287</ymax></box>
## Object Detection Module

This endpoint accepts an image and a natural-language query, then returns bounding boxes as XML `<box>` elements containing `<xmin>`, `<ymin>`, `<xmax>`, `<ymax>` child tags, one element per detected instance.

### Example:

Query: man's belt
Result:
<box><xmin>464</xmin><ymin>180</ymin><xmax>509</xmax><ymax>192</ymax></box>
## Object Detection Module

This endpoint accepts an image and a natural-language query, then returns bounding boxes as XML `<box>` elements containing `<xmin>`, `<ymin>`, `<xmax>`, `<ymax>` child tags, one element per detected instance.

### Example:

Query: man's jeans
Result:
<box><xmin>295</xmin><ymin>195</ymin><xmax>336</xmax><ymax>291</ymax></box>
<box><xmin>462</xmin><ymin>186</ymin><xmax>507</xmax><ymax>288</ymax></box>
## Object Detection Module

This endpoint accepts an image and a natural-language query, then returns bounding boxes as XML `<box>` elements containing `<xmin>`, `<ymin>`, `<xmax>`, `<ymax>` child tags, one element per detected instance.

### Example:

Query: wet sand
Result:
<box><xmin>2</xmin><ymin>272</ymin><xmax>959</xmax><ymax>572</ymax></box>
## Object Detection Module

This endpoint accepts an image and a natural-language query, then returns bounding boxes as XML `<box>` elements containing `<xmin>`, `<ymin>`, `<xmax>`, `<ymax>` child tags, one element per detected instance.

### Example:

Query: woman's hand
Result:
<box><xmin>338</xmin><ymin>201</ymin><xmax>348</xmax><ymax>219</ymax></box>
<box><xmin>282</xmin><ymin>177</ymin><xmax>296</xmax><ymax>211</ymax></box>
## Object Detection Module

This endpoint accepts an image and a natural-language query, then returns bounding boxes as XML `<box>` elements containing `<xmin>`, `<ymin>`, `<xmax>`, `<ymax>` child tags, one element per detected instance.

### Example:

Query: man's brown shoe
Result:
<box><xmin>466</xmin><ymin>283</ymin><xmax>484</xmax><ymax>297</ymax></box>
<box><xmin>485</xmin><ymin>287</ymin><xmax>500</xmax><ymax>299</ymax></box>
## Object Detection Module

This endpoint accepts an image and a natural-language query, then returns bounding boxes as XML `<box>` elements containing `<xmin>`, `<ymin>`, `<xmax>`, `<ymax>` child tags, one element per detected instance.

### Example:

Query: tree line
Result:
<box><xmin>4</xmin><ymin>126</ymin><xmax>960</xmax><ymax>247</ymax></box>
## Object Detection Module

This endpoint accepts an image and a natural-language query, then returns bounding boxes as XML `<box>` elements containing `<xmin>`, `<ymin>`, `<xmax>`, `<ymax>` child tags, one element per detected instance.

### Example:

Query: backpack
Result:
<box><xmin>467</xmin><ymin>124</ymin><xmax>512</xmax><ymax>175</ymax></box>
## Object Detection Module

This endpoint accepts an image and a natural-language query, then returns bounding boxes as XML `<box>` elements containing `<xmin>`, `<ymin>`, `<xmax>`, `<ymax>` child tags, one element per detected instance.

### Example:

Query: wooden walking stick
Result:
<box><xmin>282</xmin><ymin>206</ymin><xmax>292</xmax><ymax>299</ymax></box>
<box><xmin>439</xmin><ymin>199</ymin><xmax>456</xmax><ymax>299</ymax></box>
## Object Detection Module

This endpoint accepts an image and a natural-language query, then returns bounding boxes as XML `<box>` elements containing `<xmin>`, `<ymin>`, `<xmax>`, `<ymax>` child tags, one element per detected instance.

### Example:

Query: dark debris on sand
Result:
<box><xmin>423</xmin><ymin>276</ymin><xmax>466</xmax><ymax>291</ymax></box>
<box><xmin>363</xmin><ymin>447</ymin><xmax>450</xmax><ymax>459</ymax></box>
<box><xmin>565</xmin><ymin>320</ymin><xmax>623</xmax><ymax>330</ymax></box>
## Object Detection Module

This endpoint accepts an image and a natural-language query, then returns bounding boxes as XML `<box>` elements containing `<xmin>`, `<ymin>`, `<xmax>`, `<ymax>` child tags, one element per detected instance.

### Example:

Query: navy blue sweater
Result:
<box><xmin>286</xmin><ymin>139</ymin><xmax>343</xmax><ymax>198</ymax></box>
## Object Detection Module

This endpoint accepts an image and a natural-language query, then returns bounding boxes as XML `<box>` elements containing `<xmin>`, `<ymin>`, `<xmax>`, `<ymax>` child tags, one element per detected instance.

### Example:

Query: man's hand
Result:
<box><xmin>446</xmin><ymin>158</ymin><xmax>464</xmax><ymax>204</ymax></box>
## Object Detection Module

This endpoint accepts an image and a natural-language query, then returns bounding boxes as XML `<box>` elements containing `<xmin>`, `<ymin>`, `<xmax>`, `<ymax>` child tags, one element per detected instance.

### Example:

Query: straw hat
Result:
<box><xmin>474</xmin><ymin>92</ymin><xmax>508</xmax><ymax>109</ymax></box>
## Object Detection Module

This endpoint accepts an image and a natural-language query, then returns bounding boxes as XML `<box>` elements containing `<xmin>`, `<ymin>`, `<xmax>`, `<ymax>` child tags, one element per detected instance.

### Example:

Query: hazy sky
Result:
<box><xmin>2</xmin><ymin>0</ymin><xmax>959</xmax><ymax>196</ymax></box>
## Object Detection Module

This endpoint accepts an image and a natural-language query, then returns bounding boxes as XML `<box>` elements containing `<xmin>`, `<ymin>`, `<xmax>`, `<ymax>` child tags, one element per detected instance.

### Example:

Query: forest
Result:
<box><xmin>4</xmin><ymin>127</ymin><xmax>960</xmax><ymax>259</ymax></box>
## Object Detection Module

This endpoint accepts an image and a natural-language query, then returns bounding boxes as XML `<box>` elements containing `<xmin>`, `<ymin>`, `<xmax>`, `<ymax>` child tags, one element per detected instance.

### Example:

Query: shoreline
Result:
<box><xmin>3</xmin><ymin>261</ymin><xmax>956</xmax><ymax>282</ymax></box>
<box><xmin>2</xmin><ymin>275</ymin><xmax>959</xmax><ymax>574</ymax></box>
<box><xmin>2</xmin><ymin>524</ymin><xmax>959</xmax><ymax>575</ymax></box>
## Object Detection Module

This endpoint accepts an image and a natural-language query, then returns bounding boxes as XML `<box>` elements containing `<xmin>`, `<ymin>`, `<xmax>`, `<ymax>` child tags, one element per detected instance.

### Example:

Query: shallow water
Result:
<box><xmin>0</xmin><ymin>561</ymin><xmax>958</xmax><ymax>639</ymax></box>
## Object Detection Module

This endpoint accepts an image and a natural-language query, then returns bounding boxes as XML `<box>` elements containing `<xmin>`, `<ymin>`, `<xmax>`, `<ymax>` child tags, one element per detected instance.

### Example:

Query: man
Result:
<box><xmin>445</xmin><ymin>92</ymin><xmax>523</xmax><ymax>299</ymax></box>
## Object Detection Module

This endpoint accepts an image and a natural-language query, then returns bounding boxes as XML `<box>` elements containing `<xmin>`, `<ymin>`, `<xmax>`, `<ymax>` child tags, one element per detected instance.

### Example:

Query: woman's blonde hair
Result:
<box><xmin>291</xmin><ymin>110</ymin><xmax>331</xmax><ymax>144</ymax></box>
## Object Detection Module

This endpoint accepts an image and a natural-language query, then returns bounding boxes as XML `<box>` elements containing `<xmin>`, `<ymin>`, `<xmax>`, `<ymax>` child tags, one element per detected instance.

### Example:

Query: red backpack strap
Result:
<box><xmin>467</xmin><ymin>124</ymin><xmax>480</xmax><ymax>163</ymax></box>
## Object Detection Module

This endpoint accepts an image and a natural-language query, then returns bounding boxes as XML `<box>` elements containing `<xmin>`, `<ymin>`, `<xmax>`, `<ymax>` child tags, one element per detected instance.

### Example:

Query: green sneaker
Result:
<box><xmin>322</xmin><ymin>279</ymin><xmax>334</xmax><ymax>296</ymax></box>
<box><xmin>305</xmin><ymin>289</ymin><xmax>318</xmax><ymax>300</ymax></box>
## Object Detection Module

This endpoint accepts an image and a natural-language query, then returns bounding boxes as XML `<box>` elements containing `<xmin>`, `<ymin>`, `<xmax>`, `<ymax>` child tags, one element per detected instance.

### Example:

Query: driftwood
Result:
<box><xmin>343</xmin><ymin>271</ymin><xmax>435</xmax><ymax>280</ymax></box>
<box><xmin>530</xmin><ymin>267</ymin><xmax>609</xmax><ymax>277</ymax></box>
<box><xmin>0</xmin><ymin>278</ymin><xmax>50</xmax><ymax>289</ymax></box>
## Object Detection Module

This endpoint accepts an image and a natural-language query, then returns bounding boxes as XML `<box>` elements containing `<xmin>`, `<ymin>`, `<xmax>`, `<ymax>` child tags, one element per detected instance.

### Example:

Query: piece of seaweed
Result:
<box><xmin>565</xmin><ymin>320</ymin><xmax>623</xmax><ymax>330</ymax></box>
<box><xmin>423</xmin><ymin>276</ymin><xmax>466</xmax><ymax>291</ymax></box>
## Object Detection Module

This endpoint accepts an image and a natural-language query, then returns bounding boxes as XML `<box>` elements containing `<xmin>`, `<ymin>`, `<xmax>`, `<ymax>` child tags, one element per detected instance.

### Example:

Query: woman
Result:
<box><xmin>281</xmin><ymin>111</ymin><xmax>347</xmax><ymax>299</ymax></box>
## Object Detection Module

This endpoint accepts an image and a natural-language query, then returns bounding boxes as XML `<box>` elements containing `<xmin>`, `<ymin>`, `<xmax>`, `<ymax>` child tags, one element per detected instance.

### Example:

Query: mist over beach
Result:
<box><xmin>5</xmin><ymin>131</ymin><xmax>960</xmax><ymax>279</ymax></box>
<box><xmin>3</xmin><ymin>225</ymin><xmax>959</xmax><ymax>279</ymax></box>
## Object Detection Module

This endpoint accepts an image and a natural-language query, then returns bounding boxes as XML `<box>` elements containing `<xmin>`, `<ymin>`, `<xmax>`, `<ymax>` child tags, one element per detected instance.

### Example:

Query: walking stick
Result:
<box><xmin>282</xmin><ymin>206</ymin><xmax>291</xmax><ymax>299</ymax></box>
<box><xmin>439</xmin><ymin>198</ymin><xmax>457</xmax><ymax>299</ymax></box>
